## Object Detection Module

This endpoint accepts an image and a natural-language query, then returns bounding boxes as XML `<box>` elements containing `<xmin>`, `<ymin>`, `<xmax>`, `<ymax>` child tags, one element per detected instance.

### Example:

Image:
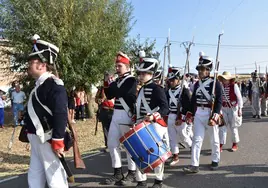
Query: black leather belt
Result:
<box><xmin>196</xmin><ymin>104</ymin><xmax>211</xmax><ymax>108</ymax></box>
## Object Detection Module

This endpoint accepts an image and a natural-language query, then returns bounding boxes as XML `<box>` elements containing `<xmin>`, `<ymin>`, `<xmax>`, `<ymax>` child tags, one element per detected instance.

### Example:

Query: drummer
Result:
<box><xmin>134</xmin><ymin>57</ymin><xmax>169</xmax><ymax>188</ymax></box>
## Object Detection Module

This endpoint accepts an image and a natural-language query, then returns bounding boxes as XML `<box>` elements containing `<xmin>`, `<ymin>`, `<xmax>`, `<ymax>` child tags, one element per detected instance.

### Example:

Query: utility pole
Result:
<box><xmin>167</xmin><ymin>29</ymin><xmax>171</xmax><ymax>66</ymax></box>
<box><xmin>161</xmin><ymin>41</ymin><xmax>167</xmax><ymax>87</ymax></box>
<box><xmin>255</xmin><ymin>61</ymin><xmax>258</xmax><ymax>72</ymax></box>
<box><xmin>259</xmin><ymin>65</ymin><xmax>260</xmax><ymax>74</ymax></box>
<box><xmin>181</xmin><ymin>38</ymin><xmax>194</xmax><ymax>74</ymax></box>
<box><xmin>235</xmin><ymin>67</ymin><xmax>237</xmax><ymax>77</ymax></box>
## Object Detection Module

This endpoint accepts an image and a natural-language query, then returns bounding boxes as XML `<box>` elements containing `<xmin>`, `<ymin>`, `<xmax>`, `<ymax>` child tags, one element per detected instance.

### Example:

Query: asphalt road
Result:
<box><xmin>1</xmin><ymin>105</ymin><xmax>268</xmax><ymax>188</ymax></box>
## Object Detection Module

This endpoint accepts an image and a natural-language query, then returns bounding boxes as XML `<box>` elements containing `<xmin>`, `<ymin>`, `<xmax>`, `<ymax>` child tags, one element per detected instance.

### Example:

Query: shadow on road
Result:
<box><xmin>164</xmin><ymin>164</ymin><xmax>268</xmax><ymax>188</ymax></box>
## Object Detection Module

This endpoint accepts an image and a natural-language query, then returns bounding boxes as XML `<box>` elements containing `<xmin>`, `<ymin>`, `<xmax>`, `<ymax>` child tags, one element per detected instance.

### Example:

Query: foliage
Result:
<box><xmin>0</xmin><ymin>0</ymin><xmax>134</xmax><ymax>92</ymax></box>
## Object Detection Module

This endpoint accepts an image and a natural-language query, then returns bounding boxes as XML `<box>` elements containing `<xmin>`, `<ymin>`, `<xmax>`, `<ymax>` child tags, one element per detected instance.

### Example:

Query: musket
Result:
<box><xmin>161</xmin><ymin>41</ymin><xmax>167</xmax><ymax>87</ymax></box>
<box><xmin>94</xmin><ymin>103</ymin><xmax>101</xmax><ymax>135</ymax></box>
<box><xmin>52</xmin><ymin>61</ymin><xmax>86</xmax><ymax>171</ymax></box>
<box><xmin>210</xmin><ymin>33</ymin><xmax>224</xmax><ymax>118</ymax></box>
<box><xmin>177</xmin><ymin>38</ymin><xmax>194</xmax><ymax>120</ymax></box>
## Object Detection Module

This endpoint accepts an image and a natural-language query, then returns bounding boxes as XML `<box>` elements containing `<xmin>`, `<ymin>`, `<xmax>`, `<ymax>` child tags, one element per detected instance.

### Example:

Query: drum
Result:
<box><xmin>120</xmin><ymin>121</ymin><xmax>171</xmax><ymax>173</ymax></box>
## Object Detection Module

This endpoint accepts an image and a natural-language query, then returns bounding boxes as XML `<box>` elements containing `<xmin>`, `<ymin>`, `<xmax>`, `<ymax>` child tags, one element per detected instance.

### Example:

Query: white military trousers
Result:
<box><xmin>107</xmin><ymin>109</ymin><xmax>136</xmax><ymax>170</ymax></box>
<box><xmin>191</xmin><ymin>107</ymin><xmax>220</xmax><ymax>167</ymax></box>
<box><xmin>27</xmin><ymin>134</ymin><xmax>68</xmax><ymax>188</ymax></box>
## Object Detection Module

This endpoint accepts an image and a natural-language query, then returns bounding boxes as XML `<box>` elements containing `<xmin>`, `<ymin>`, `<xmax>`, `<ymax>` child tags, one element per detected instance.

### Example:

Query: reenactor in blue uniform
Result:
<box><xmin>135</xmin><ymin>57</ymin><xmax>169</xmax><ymax>188</ymax></box>
<box><xmin>166</xmin><ymin>66</ymin><xmax>192</xmax><ymax>166</ymax></box>
<box><xmin>104</xmin><ymin>52</ymin><xmax>137</xmax><ymax>185</ymax></box>
<box><xmin>153</xmin><ymin>68</ymin><xmax>163</xmax><ymax>85</ymax></box>
<box><xmin>183</xmin><ymin>55</ymin><xmax>222</xmax><ymax>173</ymax></box>
<box><xmin>25</xmin><ymin>34</ymin><xmax>69</xmax><ymax>188</ymax></box>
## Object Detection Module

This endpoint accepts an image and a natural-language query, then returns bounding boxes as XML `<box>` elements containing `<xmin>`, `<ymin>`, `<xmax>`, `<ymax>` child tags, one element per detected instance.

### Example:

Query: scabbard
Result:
<box><xmin>59</xmin><ymin>154</ymin><xmax>75</xmax><ymax>183</ymax></box>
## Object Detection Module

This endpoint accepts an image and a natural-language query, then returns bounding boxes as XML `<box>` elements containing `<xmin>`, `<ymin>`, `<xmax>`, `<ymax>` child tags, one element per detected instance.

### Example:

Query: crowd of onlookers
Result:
<box><xmin>0</xmin><ymin>75</ymin><xmax>259</xmax><ymax>129</ymax></box>
<box><xmin>0</xmin><ymin>81</ymin><xmax>26</xmax><ymax>128</ymax></box>
<box><xmin>67</xmin><ymin>87</ymin><xmax>90</xmax><ymax>123</ymax></box>
<box><xmin>0</xmin><ymin>82</ymin><xmax>90</xmax><ymax>128</ymax></box>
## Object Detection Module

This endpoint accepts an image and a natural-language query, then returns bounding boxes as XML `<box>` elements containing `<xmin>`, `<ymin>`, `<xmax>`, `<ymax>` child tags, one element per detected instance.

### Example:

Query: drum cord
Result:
<box><xmin>122</xmin><ymin>125</ymin><xmax>149</xmax><ymax>171</ymax></box>
<box><xmin>143</xmin><ymin>123</ymin><xmax>166</xmax><ymax>177</ymax></box>
<box><xmin>144</xmin><ymin>123</ymin><xmax>170</xmax><ymax>158</ymax></box>
<box><xmin>132</xmin><ymin>122</ymin><xmax>154</xmax><ymax>171</ymax></box>
<box><xmin>122</xmin><ymin>121</ymin><xmax>170</xmax><ymax>174</ymax></box>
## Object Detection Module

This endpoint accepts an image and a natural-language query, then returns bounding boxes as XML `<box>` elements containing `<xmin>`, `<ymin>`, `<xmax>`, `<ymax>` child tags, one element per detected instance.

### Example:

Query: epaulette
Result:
<box><xmin>48</xmin><ymin>76</ymin><xmax>64</xmax><ymax>86</ymax></box>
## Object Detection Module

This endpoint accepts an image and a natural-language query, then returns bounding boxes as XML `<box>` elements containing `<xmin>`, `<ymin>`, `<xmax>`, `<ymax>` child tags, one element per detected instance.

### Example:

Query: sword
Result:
<box><xmin>59</xmin><ymin>154</ymin><xmax>75</xmax><ymax>183</ymax></box>
<box><xmin>7</xmin><ymin>126</ymin><xmax>16</xmax><ymax>152</ymax></box>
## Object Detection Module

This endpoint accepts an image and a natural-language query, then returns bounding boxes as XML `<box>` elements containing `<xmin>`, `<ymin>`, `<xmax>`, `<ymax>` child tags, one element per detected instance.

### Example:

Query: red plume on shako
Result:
<box><xmin>167</xmin><ymin>65</ymin><xmax>182</xmax><ymax>80</ymax></box>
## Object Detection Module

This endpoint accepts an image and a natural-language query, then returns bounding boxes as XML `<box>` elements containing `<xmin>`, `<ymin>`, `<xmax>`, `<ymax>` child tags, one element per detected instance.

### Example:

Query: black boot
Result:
<box><xmin>105</xmin><ymin>167</ymin><xmax>125</xmax><ymax>185</ymax></box>
<box><xmin>124</xmin><ymin>169</ymin><xmax>136</xmax><ymax>182</ymax></box>
<box><xmin>210</xmin><ymin>161</ymin><xmax>219</xmax><ymax>170</ymax></box>
<box><xmin>183</xmin><ymin>165</ymin><xmax>199</xmax><ymax>173</ymax></box>
<box><xmin>151</xmin><ymin>179</ymin><xmax>163</xmax><ymax>188</ymax></box>
<box><xmin>136</xmin><ymin>181</ymin><xmax>148</xmax><ymax>188</ymax></box>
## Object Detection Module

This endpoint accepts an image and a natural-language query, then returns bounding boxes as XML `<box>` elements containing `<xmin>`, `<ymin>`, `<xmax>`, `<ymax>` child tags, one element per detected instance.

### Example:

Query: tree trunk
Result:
<box><xmin>86</xmin><ymin>85</ymin><xmax>94</xmax><ymax>119</ymax></box>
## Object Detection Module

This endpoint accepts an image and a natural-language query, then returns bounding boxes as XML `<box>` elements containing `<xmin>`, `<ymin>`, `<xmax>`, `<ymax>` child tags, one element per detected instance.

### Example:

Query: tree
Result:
<box><xmin>123</xmin><ymin>34</ymin><xmax>160</xmax><ymax>69</ymax></box>
<box><xmin>0</xmin><ymin>0</ymin><xmax>134</xmax><ymax>117</ymax></box>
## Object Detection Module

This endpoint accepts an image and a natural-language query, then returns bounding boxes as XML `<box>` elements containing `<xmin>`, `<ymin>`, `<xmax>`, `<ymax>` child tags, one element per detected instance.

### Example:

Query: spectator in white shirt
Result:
<box><xmin>11</xmin><ymin>85</ymin><xmax>26</xmax><ymax>126</ymax></box>
<box><xmin>0</xmin><ymin>91</ymin><xmax>6</xmax><ymax>128</ymax></box>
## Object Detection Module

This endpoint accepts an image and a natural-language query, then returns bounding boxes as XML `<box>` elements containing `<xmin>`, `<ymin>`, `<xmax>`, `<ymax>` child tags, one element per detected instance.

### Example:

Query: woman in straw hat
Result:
<box><xmin>218</xmin><ymin>71</ymin><xmax>243</xmax><ymax>152</ymax></box>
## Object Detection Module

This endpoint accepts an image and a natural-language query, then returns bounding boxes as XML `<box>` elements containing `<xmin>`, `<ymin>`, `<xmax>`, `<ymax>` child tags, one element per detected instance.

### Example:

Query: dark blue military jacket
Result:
<box><xmin>24</xmin><ymin>77</ymin><xmax>68</xmax><ymax>140</ymax></box>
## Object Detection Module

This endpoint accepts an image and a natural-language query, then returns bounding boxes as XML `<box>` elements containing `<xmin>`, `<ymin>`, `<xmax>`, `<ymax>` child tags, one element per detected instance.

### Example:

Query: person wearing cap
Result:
<box><xmin>249</xmin><ymin>71</ymin><xmax>262</xmax><ymax>119</ymax></box>
<box><xmin>166</xmin><ymin>66</ymin><xmax>192</xmax><ymax>166</ymax></box>
<box><xmin>134</xmin><ymin>57</ymin><xmax>169</xmax><ymax>188</ymax></box>
<box><xmin>218</xmin><ymin>71</ymin><xmax>243</xmax><ymax>152</ymax></box>
<box><xmin>24</xmin><ymin>34</ymin><xmax>68</xmax><ymax>188</ymax></box>
<box><xmin>183</xmin><ymin>55</ymin><xmax>222</xmax><ymax>173</ymax></box>
<box><xmin>103</xmin><ymin>51</ymin><xmax>137</xmax><ymax>185</ymax></box>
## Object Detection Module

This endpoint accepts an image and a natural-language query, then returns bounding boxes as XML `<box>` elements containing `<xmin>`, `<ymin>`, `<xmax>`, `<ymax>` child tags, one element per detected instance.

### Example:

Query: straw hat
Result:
<box><xmin>218</xmin><ymin>71</ymin><xmax>235</xmax><ymax>81</ymax></box>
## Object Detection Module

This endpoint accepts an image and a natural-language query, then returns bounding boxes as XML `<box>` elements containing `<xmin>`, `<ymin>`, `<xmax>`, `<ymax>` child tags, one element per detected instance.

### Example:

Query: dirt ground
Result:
<box><xmin>0</xmin><ymin>111</ymin><xmax>106</xmax><ymax>179</ymax></box>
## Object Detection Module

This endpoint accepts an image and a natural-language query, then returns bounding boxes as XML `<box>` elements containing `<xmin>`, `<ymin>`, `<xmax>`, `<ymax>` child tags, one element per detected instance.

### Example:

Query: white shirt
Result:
<box><xmin>12</xmin><ymin>91</ymin><xmax>26</xmax><ymax>104</ymax></box>
<box><xmin>252</xmin><ymin>81</ymin><xmax>260</xmax><ymax>94</ymax></box>
<box><xmin>0</xmin><ymin>97</ymin><xmax>4</xmax><ymax>108</ymax></box>
<box><xmin>234</xmin><ymin>84</ymin><xmax>243</xmax><ymax>108</ymax></box>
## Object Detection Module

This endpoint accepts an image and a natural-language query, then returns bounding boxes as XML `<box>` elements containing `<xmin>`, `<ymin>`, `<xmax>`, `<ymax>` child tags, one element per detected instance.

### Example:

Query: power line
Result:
<box><xmin>219</xmin><ymin>0</ymin><xmax>245</xmax><ymax>26</ymax></box>
<box><xmin>170</xmin><ymin>41</ymin><xmax>268</xmax><ymax>49</ymax></box>
<box><xmin>222</xmin><ymin>61</ymin><xmax>268</xmax><ymax>68</ymax></box>
<box><xmin>194</xmin><ymin>0</ymin><xmax>221</xmax><ymax>38</ymax></box>
<box><xmin>185</xmin><ymin>0</ymin><xmax>201</xmax><ymax>38</ymax></box>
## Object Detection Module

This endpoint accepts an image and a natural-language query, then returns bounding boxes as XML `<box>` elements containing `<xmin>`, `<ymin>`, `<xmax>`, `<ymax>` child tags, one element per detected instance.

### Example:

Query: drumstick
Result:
<box><xmin>119</xmin><ymin>107</ymin><xmax>161</xmax><ymax>126</ymax></box>
<box><xmin>137</xmin><ymin>107</ymin><xmax>160</xmax><ymax>121</ymax></box>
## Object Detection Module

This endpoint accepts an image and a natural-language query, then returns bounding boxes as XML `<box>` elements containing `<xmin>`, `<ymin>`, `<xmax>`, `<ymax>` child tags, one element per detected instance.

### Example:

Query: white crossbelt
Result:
<box><xmin>196</xmin><ymin>79</ymin><xmax>213</xmax><ymax>102</ymax></box>
<box><xmin>117</xmin><ymin>75</ymin><xmax>134</xmax><ymax>116</ymax></box>
<box><xmin>168</xmin><ymin>87</ymin><xmax>181</xmax><ymax>107</ymax></box>
<box><xmin>27</xmin><ymin>76</ymin><xmax>64</xmax><ymax>143</ymax></box>
<box><xmin>137</xmin><ymin>87</ymin><xmax>159</xmax><ymax>119</ymax></box>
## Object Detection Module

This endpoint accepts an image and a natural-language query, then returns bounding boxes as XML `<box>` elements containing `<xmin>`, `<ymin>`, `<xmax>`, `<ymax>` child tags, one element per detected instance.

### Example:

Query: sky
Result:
<box><xmin>128</xmin><ymin>0</ymin><xmax>268</xmax><ymax>75</ymax></box>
